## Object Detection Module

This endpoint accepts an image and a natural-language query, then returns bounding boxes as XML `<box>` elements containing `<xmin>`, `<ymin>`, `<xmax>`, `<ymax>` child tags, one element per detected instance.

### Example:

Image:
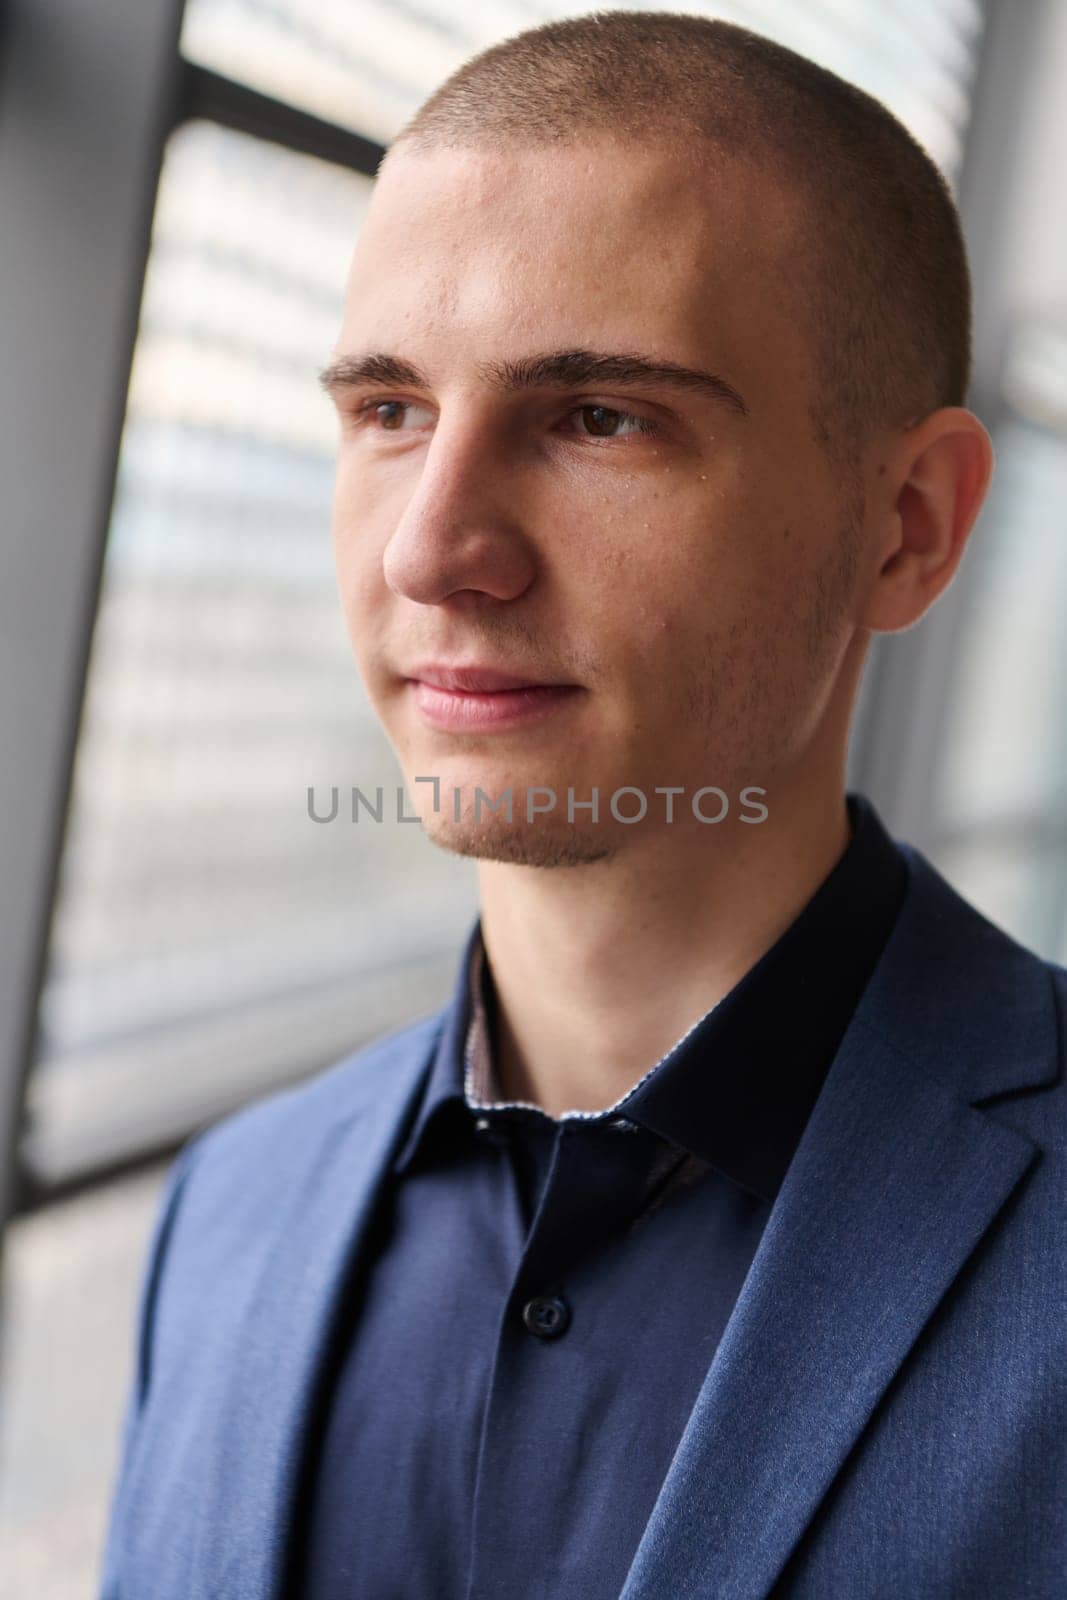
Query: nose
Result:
<box><xmin>381</xmin><ymin>418</ymin><xmax>538</xmax><ymax>606</ymax></box>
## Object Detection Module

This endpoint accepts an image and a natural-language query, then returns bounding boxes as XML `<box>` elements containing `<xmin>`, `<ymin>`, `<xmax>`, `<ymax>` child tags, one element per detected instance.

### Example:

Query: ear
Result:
<box><xmin>860</xmin><ymin>407</ymin><xmax>995</xmax><ymax>634</ymax></box>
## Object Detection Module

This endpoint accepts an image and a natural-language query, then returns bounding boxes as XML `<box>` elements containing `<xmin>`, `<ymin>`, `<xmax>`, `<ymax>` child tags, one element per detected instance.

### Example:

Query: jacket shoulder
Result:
<box><xmin>178</xmin><ymin>1006</ymin><xmax>445</xmax><ymax>1196</ymax></box>
<box><xmin>867</xmin><ymin>841</ymin><xmax>1066</xmax><ymax>1107</ymax></box>
<box><xmin>133</xmin><ymin>1005</ymin><xmax>446</xmax><ymax>1351</ymax></box>
<box><xmin>97</xmin><ymin>1007</ymin><xmax>447</xmax><ymax>1592</ymax></box>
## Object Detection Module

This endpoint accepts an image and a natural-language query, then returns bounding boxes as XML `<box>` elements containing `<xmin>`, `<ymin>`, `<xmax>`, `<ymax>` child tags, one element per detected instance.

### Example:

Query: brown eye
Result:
<box><xmin>361</xmin><ymin>399</ymin><xmax>435</xmax><ymax>433</ymax></box>
<box><xmin>580</xmin><ymin>405</ymin><xmax>624</xmax><ymax>436</ymax></box>
<box><xmin>569</xmin><ymin>405</ymin><xmax>658</xmax><ymax>439</ymax></box>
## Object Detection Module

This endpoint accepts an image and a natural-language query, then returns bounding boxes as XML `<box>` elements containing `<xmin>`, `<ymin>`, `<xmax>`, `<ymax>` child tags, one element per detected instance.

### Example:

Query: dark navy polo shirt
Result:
<box><xmin>288</xmin><ymin>792</ymin><xmax>907</xmax><ymax>1599</ymax></box>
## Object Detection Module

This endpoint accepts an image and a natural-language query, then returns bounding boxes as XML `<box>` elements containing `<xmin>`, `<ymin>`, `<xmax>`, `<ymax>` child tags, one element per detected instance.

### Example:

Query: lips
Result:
<box><xmin>405</xmin><ymin>663</ymin><xmax>571</xmax><ymax>694</ymax></box>
<box><xmin>402</xmin><ymin>663</ymin><xmax>583</xmax><ymax>732</ymax></box>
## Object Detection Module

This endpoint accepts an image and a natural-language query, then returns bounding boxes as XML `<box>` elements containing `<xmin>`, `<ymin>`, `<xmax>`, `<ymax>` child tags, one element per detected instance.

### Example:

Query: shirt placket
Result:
<box><xmin>463</xmin><ymin>1116</ymin><xmax>665</xmax><ymax>1600</ymax></box>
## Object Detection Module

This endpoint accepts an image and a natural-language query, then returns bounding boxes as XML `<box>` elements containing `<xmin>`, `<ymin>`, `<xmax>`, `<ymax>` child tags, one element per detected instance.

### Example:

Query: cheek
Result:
<box><xmin>330</xmin><ymin>541</ymin><xmax>391</xmax><ymax>693</ymax></box>
<box><xmin>332</xmin><ymin>528</ymin><xmax>378</xmax><ymax>629</ymax></box>
<box><xmin>612</xmin><ymin>526</ymin><xmax>809</xmax><ymax>693</ymax></box>
<box><xmin>331</xmin><ymin>461</ymin><xmax>396</xmax><ymax>605</ymax></box>
<box><xmin>605</xmin><ymin>515</ymin><xmax>726</xmax><ymax>653</ymax></box>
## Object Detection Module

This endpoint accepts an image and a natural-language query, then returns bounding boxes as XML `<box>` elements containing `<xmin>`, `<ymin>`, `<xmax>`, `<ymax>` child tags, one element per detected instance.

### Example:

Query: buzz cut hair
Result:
<box><xmin>389</xmin><ymin>10</ymin><xmax>973</xmax><ymax>471</ymax></box>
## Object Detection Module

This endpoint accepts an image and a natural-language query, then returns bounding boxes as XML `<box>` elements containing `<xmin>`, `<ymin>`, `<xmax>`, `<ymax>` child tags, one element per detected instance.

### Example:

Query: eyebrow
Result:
<box><xmin>318</xmin><ymin>347</ymin><xmax>749</xmax><ymax>416</ymax></box>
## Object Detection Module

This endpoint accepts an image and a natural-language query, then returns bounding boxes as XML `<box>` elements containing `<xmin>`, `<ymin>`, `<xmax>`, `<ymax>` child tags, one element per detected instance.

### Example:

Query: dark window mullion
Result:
<box><xmin>177</xmin><ymin>60</ymin><xmax>386</xmax><ymax>177</ymax></box>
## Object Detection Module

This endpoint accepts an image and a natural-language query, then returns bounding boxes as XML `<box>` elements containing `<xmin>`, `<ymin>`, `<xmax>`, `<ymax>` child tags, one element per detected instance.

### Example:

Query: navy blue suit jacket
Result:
<box><xmin>100</xmin><ymin>836</ymin><xmax>1067</xmax><ymax>1598</ymax></box>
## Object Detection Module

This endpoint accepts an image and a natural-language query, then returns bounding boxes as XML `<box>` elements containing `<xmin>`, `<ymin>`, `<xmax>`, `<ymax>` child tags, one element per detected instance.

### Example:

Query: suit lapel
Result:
<box><xmin>620</xmin><ymin>846</ymin><xmax>1056</xmax><ymax>1600</ymax></box>
<box><xmin>190</xmin><ymin>1023</ymin><xmax>439</xmax><ymax>1600</ymax></box>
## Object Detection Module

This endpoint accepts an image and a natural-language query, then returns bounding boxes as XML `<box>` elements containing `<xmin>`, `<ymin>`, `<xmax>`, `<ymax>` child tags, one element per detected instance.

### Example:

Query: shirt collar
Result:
<box><xmin>393</xmin><ymin>791</ymin><xmax>908</xmax><ymax>1199</ymax></box>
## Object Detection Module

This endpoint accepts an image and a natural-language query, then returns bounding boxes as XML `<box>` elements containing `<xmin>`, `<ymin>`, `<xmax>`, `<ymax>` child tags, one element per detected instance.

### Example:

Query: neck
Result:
<box><xmin>475</xmin><ymin>772</ymin><xmax>852</xmax><ymax>1117</ymax></box>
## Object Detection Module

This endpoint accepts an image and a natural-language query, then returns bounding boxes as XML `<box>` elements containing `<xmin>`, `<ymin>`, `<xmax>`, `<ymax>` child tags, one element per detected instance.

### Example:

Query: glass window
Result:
<box><xmin>181</xmin><ymin>0</ymin><xmax>983</xmax><ymax>175</ymax></box>
<box><xmin>928</xmin><ymin>351</ymin><xmax>1067</xmax><ymax>961</ymax></box>
<box><xmin>0</xmin><ymin>1166</ymin><xmax>171</xmax><ymax>1598</ymax></box>
<box><xmin>25</xmin><ymin>122</ymin><xmax>476</xmax><ymax>1190</ymax></box>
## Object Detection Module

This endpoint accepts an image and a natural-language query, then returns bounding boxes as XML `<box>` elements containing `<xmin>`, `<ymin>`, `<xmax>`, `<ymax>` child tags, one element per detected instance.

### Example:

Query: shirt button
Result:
<box><xmin>608</xmin><ymin>1116</ymin><xmax>638</xmax><ymax>1132</ymax></box>
<box><xmin>473</xmin><ymin>1114</ymin><xmax>510</xmax><ymax>1146</ymax></box>
<box><xmin>521</xmin><ymin>1294</ymin><xmax>572</xmax><ymax>1340</ymax></box>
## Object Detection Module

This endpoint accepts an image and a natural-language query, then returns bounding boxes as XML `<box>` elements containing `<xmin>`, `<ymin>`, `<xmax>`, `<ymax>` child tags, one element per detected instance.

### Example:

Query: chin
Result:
<box><xmin>419</xmin><ymin>810</ymin><xmax>618</xmax><ymax>869</ymax></box>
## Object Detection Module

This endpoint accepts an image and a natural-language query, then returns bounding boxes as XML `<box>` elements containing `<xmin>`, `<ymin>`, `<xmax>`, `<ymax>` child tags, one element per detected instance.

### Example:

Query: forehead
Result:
<box><xmin>340</xmin><ymin>139</ymin><xmax>801</xmax><ymax>376</ymax></box>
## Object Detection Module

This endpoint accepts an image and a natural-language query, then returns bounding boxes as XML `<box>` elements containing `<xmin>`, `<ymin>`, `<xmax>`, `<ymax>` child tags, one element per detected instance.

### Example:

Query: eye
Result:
<box><xmin>347</xmin><ymin>397</ymin><xmax>660</xmax><ymax>440</ymax></box>
<box><xmin>357</xmin><ymin>399</ymin><xmax>434</xmax><ymax>431</ymax></box>
<box><xmin>567</xmin><ymin>405</ymin><xmax>660</xmax><ymax>439</ymax></box>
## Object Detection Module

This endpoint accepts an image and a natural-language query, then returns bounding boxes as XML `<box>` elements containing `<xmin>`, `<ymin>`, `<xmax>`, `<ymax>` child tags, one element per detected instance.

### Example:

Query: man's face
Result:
<box><xmin>326</xmin><ymin>138</ymin><xmax>866</xmax><ymax>865</ymax></box>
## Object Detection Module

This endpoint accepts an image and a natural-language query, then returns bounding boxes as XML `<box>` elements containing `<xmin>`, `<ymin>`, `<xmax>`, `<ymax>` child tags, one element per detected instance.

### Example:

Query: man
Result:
<box><xmin>100</xmin><ymin>13</ymin><xmax>1067</xmax><ymax>1599</ymax></box>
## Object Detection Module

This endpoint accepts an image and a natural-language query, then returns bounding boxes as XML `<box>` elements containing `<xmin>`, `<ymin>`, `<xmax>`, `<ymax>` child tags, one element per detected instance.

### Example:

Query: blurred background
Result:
<box><xmin>1</xmin><ymin>0</ymin><xmax>1065</xmax><ymax>1592</ymax></box>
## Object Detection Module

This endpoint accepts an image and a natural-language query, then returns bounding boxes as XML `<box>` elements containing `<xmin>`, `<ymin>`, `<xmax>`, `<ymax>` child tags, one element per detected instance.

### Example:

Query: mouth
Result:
<box><xmin>402</xmin><ymin>661</ymin><xmax>584</xmax><ymax>732</ymax></box>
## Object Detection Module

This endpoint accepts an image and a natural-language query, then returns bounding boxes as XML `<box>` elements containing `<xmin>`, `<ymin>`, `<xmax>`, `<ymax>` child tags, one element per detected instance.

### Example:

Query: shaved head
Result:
<box><xmin>390</xmin><ymin>10</ymin><xmax>972</xmax><ymax>473</ymax></box>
